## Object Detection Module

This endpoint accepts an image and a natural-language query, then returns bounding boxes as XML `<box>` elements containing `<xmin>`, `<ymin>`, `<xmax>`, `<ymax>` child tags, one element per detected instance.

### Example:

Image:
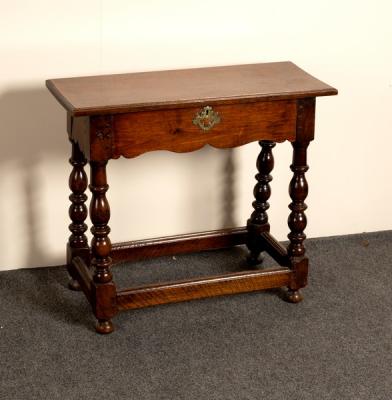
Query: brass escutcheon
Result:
<box><xmin>192</xmin><ymin>106</ymin><xmax>221</xmax><ymax>131</ymax></box>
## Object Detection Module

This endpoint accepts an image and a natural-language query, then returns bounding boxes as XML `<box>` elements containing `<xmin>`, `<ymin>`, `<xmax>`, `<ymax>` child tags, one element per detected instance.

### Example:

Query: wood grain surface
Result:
<box><xmin>47</xmin><ymin>62</ymin><xmax>337</xmax><ymax>116</ymax></box>
<box><xmin>117</xmin><ymin>267</ymin><xmax>292</xmax><ymax>310</ymax></box>
<box><xmin>112</xmin><ymin>100</ymin><xmax>296</xmax><ymax>158</ymax></box>
<box><xmin>111</xmin><ymin>227</ymin><xmax>249</xmax><ymax>264</ymax></box>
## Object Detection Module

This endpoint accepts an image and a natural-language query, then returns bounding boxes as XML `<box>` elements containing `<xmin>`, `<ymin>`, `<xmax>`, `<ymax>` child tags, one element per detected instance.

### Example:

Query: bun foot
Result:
<box><xmin>68</xmin><ymin>279</ymin><xmax>81</xmax><ymax>291</ymax></box>
<box><xmin>246</xmin><ymin>251</ymin><xmax>263</xmax><ymax>267</ymax></box>
<box><xmin>285</xmin><ymin>289</ymin><xmax>303</xmax><ymax>303</ymax></box>
<box><xmin>96</xmin><ymin>319</ymin><xmax>114</xmax><ymax>334</ymax></box>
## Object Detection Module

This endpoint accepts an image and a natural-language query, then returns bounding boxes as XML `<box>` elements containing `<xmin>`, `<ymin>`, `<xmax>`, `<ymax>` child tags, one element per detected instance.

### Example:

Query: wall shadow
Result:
<box><xmin>0</xmin><ymin>87</ymin><xmax>237</xmax><ymax>269</ymax></box>
<box><xmin>0</xmin><ymin>87</ymin><xmax>68</xmax><ymax>268</ymax></box>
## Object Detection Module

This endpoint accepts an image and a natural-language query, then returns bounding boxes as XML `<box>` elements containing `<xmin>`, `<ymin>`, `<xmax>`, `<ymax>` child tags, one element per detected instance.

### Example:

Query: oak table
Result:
<box><xmin>47</xmin><ymin>62</ymin><xmax>337</xmax><ymax>334</ymax></box>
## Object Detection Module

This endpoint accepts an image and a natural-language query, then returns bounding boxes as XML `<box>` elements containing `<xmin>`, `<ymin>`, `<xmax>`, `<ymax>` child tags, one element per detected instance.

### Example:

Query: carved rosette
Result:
<box><xmin>91</xmin><ymin>115</ymin><xmax>114</xmax><ymax>161</ymax></box>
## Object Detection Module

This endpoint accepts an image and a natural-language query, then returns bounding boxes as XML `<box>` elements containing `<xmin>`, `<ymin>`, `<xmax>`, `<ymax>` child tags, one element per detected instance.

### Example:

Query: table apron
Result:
<box><xmin>111</xmin><ymin>100</ymin><xmax>296</xmax><ymax>158</ymax></box>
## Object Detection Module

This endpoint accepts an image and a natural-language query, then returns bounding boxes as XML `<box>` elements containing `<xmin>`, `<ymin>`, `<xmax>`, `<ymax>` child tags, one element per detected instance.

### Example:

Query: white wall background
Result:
<box><xmin>0</xmin><ymin>0</ymin><xmax>391</xmax><ymax>270</ymax></box>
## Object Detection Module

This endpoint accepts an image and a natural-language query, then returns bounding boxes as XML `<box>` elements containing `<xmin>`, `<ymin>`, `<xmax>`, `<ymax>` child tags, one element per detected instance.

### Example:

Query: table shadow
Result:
<box><xmin>0</xmin><ymin>87</ymin><xmax>67</xmax><ymax>267</ymax></box>
<box><xmin>0</xmin><ymin>87</ymin><xmax>238</xmax><ymax>269</ymax></box>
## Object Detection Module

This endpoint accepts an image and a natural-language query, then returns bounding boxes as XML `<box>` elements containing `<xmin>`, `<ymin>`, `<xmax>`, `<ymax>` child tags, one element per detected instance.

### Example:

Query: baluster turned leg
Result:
<box><xmin>286</xmin><ymin>140</ymin><xmax>309</xmax><ymax>303</ymax></box>
<box><xmin>246</xmin><ymin>141</ymin><xmax>275</xmax><ymax>265</ymax></box>
<box><xmin>67</xmin><ymin>141</ymin><xmax>89</xmax><ymax>290</ymax></box>
<box><xmin>90</xmin><ymin>161</ymin><xmax>117</xmax><ymax>334</ymax></box>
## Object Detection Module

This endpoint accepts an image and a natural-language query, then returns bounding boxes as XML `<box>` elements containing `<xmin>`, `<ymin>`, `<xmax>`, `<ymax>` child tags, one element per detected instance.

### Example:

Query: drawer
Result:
<box><xmin>111</xmin><ymin>100</ymin><xmax>297</xmax><ymax>159</ymax></box>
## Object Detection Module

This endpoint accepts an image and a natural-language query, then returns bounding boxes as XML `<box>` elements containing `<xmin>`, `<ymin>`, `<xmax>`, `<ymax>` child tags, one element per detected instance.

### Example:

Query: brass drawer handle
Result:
<box><xmin>192</xmin><ymin>106</ymin><xmax>221</xmax><ymax>131</ymax></box>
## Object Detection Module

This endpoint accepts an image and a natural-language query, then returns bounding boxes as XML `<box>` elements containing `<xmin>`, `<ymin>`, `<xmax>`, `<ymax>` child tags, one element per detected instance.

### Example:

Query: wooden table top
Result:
<box><xmin>47</xmin><ymin>62</ymin><xmax>337</xmax><ymax>116</ymax></box>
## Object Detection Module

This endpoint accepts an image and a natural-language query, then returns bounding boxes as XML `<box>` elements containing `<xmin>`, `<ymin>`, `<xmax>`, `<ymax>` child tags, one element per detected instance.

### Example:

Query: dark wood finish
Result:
<box><xmin>89</xmin><ymin>161</ymin><xmax>117</xmax><ymax>333</ymax></box>
<box><xmin>47</xmin><ymin>62</ymin><xmax>337</xmax><ymax>333</ymax></box>
<box><xmin>112</xmin><ymin>227</ymin><xmax>248</xmax><ymax>264</ymax></box>
<box><xmin>295</xmin><ymin>97</ymin><xmax>316</xmax><ymax>142</ymax></box>
<box><xmin>246</xmin><ymin>141</ymin><xmax>275</xmax><ymax>265</ymax></box>
<box><xmin>46</xmin><ymin>62</ymin><xmax>337</xmax><ymax>116</ymax></box>
<box><xmin>287</xmin><ymin>141</ymin><xmax>309</xmax><ymax>259</ymax></box>
<box><xmin>117</xmin><ymin>267</ymin><xmax>292</xmax><ymax>310</ymax></box>
<box><xmin>285</xmin><ymin>98</ymin><xmax>314</xmax><ymax>302</ymax></box>
<box><xmin>66</xmin><ymin>141</ymin><xmax>89</xmax><ymax>290</ymax></box>
<box><xmin>69</xmin><ymin>256</ymin><xmax>93</xmax><ymax>303</ymax></box>
<box><xmin>259</xmin><ymin>232</ymin><xmax>289</xmax><ymax>266</ymax></box>
<box><xmin>249</xmin><ymin>141</ymin><xmax>275</xmax><ymax>229</ymax></box>
<box><xmin>68</xmin><ymin>115</ymin><xmax>90</xmax><ymax>159</ymax></box>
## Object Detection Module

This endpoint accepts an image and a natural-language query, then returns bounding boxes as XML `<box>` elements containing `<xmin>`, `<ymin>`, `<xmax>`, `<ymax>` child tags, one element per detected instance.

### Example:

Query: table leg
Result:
<box><xmin>286</xmin><ymin>140</ymin><xmax>309</xmax><ymax>302</ymax></box>
<box><xmin>247</xmin><ymin>140</ymin><xmax>275</xmax><ymax>265</ymax></box>
<box><xmin>67</xmin><ymin>141</ymin><xmax>89</xmax><ymax>290</ymax></box>
<box><xmin>90</xmin><ymin>160</ymin><xmax>117</xmax><ymax>334</ymax></box>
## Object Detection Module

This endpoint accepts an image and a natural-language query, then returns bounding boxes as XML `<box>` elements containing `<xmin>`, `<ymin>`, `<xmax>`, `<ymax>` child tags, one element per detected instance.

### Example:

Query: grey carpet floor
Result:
<box><xmin>0</xmin><ymin>231</ymin><xmax>391</xmax><ymax>400</ymax></box>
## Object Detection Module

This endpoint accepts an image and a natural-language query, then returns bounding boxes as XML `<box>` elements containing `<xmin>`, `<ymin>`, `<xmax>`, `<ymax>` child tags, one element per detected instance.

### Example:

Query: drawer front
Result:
<box><xmin>112</xmin><ymin>100</ymin><xmax>296</xmax><ymax>159</ymax></box>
